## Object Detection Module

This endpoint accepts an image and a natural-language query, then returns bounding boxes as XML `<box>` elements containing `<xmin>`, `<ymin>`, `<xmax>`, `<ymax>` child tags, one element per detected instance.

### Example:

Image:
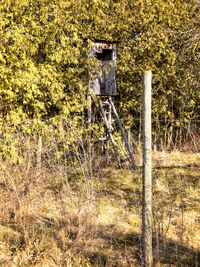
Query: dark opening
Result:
<box><xmin>96</xmin><ymin>49</ymin><xmax>113</xmax><ymax>61</ymax></box>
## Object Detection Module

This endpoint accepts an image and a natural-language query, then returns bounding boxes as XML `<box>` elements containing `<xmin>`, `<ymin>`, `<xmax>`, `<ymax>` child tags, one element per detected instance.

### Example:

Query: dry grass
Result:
<box><xmin>0</xmin><ymin>151</ymin><xmax>199</xmax><ymax>266</ymax></box>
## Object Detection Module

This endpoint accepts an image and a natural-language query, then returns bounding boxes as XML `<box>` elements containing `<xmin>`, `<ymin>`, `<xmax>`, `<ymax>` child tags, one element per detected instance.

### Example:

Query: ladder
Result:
<box><xmin>98</xmin><ymin>97</ymin><xmax>137</xmax><ymax>169</ymax></box>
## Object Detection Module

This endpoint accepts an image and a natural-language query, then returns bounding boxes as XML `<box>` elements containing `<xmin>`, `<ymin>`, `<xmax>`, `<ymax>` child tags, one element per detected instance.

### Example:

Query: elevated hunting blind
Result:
<box><xmin>89</xmin><ymin>40</ymin><xmax>117</xmax><ymax>96</ymax></box>
<box><xmin>88</xmin><ymin>40</ymin><xmax>137</xmax><ymax>169</ymax></box>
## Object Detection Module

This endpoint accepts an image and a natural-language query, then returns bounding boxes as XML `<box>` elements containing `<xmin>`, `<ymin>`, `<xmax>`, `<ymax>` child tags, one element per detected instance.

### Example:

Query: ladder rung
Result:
<box><xmin>102</xmin><ymin>102</ymin><xmax>110</xmax><ymax>106</ymax></box>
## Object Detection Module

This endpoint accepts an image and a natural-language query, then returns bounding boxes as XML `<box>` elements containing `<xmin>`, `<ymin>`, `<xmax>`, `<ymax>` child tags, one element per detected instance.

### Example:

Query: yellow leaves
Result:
<box><xmin>0</xmin><ymin>53</ymin><xmax>6</xmax><ymax>64</ymax></box>
<box><xmin>0</xmin><ymin>0</ymin><xmax>199</xmax><ymax>123</ymax></box>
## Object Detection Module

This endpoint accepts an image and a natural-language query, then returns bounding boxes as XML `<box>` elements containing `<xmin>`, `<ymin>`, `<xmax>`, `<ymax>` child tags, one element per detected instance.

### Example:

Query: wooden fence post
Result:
<box><xmin>142</xmin><ymin>71</ymin><xmax>153</xmax><ymax>266</ymax></box>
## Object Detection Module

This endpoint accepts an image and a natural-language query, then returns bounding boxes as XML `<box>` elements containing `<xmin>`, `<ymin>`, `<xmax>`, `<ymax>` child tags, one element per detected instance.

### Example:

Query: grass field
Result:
<box><xmin>0</xmin><ymin>150</ymin><xmax>199</xmax><ymax>266</ymax></box>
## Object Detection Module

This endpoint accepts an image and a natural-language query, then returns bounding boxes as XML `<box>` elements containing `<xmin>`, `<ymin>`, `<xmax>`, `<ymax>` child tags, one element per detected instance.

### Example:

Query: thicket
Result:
<box><xmin>0</xmin><ymin>2</ymin><xmax>200</xmax><ymax>265</ymax></box>
<box><xmin>0</xmin><ymin>0</ymin><xmax>199</xmax><ymax>149</ymax></box>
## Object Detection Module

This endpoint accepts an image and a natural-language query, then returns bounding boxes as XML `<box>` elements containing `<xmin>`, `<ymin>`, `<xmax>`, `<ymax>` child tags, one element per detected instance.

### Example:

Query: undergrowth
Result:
<box><xmin>0</xmin><ymin>151</ymin><xmax>199</xmax><ymax>266</ymax></box>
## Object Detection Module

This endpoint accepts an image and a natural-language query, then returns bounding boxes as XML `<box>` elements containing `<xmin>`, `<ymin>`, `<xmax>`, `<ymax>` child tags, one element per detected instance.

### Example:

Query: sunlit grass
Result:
<box><xmin>0</xmin><ymin>151</ymin><xmax>199</xmax><ymax>266</ymax></box>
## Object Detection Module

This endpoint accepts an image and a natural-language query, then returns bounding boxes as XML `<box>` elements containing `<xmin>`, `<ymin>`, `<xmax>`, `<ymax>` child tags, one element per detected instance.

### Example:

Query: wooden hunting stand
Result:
<box><xmin>89</xmin><ymin>40</ymin><xmax>136</xmax><ymax>169</ymax></box>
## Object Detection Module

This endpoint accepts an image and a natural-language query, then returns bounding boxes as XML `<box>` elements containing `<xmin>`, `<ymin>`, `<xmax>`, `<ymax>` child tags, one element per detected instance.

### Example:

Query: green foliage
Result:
<box><xmin>0</xmin><ymin>0</ymin><xmax>89</xmax><ymax>119</ymax></box>
<box><xmin>0</xmin><ymin>0</ymin><xmax>199</xmax><ymax>146</ymax></box>
<box><xmin>115</xmin><ymin>0</ymin><xmax>199</xmax><ymax>123</ymax></box>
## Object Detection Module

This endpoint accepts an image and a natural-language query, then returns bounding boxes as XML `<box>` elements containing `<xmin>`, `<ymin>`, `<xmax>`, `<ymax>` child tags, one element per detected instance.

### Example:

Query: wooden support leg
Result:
<box><xmin>109</xmin><ymin>97</ymin><xmax>137</xmax><ymax>169</ymax></box>
<box><xmin>99</xmin><ymin>99</ymin><xmax>122</xmax><ymax>169</ymax></box>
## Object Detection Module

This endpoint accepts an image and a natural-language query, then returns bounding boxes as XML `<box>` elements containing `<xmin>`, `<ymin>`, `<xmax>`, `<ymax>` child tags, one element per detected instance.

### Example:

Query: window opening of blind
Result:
<box><xmin>96</xmin><ymin>49</ymin><xmax>113</xmax><ymax>61</ymax></box>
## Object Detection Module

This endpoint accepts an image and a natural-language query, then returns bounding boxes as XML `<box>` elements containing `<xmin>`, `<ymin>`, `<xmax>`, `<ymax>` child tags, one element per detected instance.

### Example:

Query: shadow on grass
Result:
<box><xmin>153</xmin><ymin>163</ymin><xmax>200</xmax><ymax>170</ymax></box>
<box><xmin>40</xmin><ymin>215</ymin><xmax>200</xmax><ymax>266</ymax></box>
<box><xmin>0</xmin><ymin>212</ymin><xmax>199</xmax><ymax>266</ymax></box>
<box><xmin>89</xmin><ymin>225</ymin><xmax>200</xmax><ymax>267</ymax></box>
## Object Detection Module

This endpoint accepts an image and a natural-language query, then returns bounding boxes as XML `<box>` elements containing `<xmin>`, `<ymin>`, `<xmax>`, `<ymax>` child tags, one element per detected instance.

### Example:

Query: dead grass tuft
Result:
<box><xmin>0</xmin><ymin>151</ymin><xmax>199</xmax><ymax>266</ymax></box>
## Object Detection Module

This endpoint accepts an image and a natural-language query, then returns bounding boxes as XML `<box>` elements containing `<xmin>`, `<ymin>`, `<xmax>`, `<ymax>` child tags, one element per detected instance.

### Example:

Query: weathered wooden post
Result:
<box><xmin>142</xmin><ymin>71</ymin><xmax>153</xmax><ymax>266</ymax></box>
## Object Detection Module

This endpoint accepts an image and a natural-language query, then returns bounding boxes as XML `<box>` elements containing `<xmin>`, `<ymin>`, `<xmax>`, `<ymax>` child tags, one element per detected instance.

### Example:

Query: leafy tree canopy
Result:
<box><xmin>0</xmin><ymin>0</ymin><xmax>199</xmax><ymax>124</ymax></box>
